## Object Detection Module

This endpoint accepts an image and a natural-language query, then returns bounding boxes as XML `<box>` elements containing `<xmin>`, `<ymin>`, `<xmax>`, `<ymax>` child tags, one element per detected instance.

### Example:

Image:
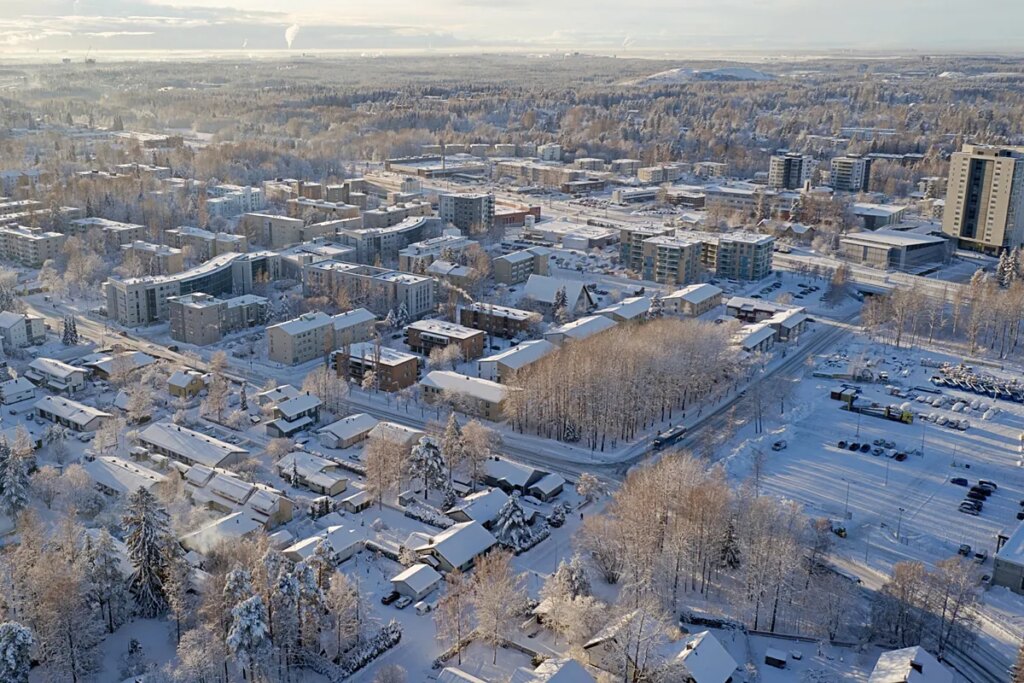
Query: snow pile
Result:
<box><xmin>405</xmin><ymin>501</ymin><xmax>454</xmax><ymax>529</ymax></box>
<box><xmin>336</xmin><ymin>620</ymin><xmax>402</xmax><ymax>678</ymax></box>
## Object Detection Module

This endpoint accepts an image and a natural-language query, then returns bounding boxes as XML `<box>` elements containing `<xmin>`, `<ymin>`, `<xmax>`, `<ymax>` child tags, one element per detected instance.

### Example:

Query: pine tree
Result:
<box><xmin>70</xmin><ymin>316</ymin><xmax>78</xmax><ymax>344</ymax></box>
<box><xmin>550</xmin><ymin>555</ymin><xmax>591</xmax><ymax>598</ymax></box>
<box><xmin>122</xmin><ymin>487</ymin><xmax>173</xmax><ymax>617</ymax></box>
<box><xmin>648</xmin><ymin>296</ymin><xmax>664</xmax><ymax>320</ymax></box>
<box><xmin>552</xmin><ymin>286</ymin><xmax>569</xmax><ymax>322</ymax></box>
<box><xmin>87</xmin><ymin>529</ymin><xmax>130</xmax><ymax>633</ymax></box>
<box><xmin>224</xmin><ymin>565</ymin><xmax>254</xmax><ymax>608</ymax></box>
<box><xmin>1011</xmin><ymin>248</ymin><xmax>1023</xmax><ymax>284</ymax></box>
<box><xmin>308</xmin><ymin>539</ymin><xmax>335</xmax><ymax>591</ymax></box>
<box><xmin>226</xmin><ymin>595</ymin><xmax>271</xmax><ymax>681</ymax></box>
<box><xmin>61</xmin><ymin>315</ymin><xmax>73</xmax><ymax>345</ymax></box>
<box><xmin>998</xmin><ymin>250</ymin><xmax>1013</xmax><ymax>287</ymax></box>
<box><xmin>396</xmin><ymin>302</ymin><xmax>410</xmax><ymax>328</ymax></box>
<box><xmin>0</xmin><ymin>622</ymin><xmax>33</xmax><ymax>683</ymax></box>
<box><xmin>383</xmin><ymin>308</ymin><xmax>397</xmax><ymax>330</ymax></box>
<box><xmin>492</xmin><ymin>492</ymin><xmax>535</xmax><ymax>551</ymax></box>
<box><xmin>239</xmin><ymin>384</ymin><xmax>248</xmax><ymax>411</ymax></box>
<box><xmin>408</xmin><ymin>436</ymin><xmax>447</xmax><ymax>500</ymax></box>
<box><xmin>0</xmin><ymin>438</ymin><xmax>28</xmax><ymax>516</ymax></box>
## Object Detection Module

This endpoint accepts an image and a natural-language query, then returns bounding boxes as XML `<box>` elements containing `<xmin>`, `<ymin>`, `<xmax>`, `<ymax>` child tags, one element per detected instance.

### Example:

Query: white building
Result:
<box><xmin>25</xmin><ymin>358</ymin><xmax>86</xmax><ymax>393</ymax></box>
<box><xmin>138</xmin><ymin>422</ymin><xmax>248</xmax><ymax>468</ymax></box>
<box><xmin>0</xmin><ymin>311</ymin><xmax>45</xmax><ymax>351</ymax></box>
<box><xmin>34</xmin><ymin>396</ymin><xmax>111</xmax><ymax>432</ymax></box>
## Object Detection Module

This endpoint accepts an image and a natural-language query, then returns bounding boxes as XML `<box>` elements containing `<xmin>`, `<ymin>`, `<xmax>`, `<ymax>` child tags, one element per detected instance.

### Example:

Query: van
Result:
<box><xmin>415</xmin><ymin>601</ymin><xmax>432</xmax><ymax>615</ymax></box>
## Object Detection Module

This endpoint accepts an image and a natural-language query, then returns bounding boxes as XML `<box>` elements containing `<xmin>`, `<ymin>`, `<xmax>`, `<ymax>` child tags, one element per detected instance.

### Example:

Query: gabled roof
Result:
<box><xmin>391</xmin><ymin>563</ymin><xmax>442</xmax><ymax>594</ymax></box>
<box><xmin>595</xmin><ymin>296</ymin><xmax>651</xmax><ymax>321</ymax></box>
<box><xmin>485</xmin><ymin>458</ymin><xmax>545</xmax><ymax>490</ymax></box>
<box><xmin>332</xmin><ymin>307</ymin><xmax>377</xmax><ymax>330</ymax></box>
<box><xmin>664</xmin><ymin>283</ymin><xmax>723</xmax><ymax>305</ymax></box>
<box><xmin>869</xmin><ymin>646</ymin><xmax>952</xmax><ymax>683</ymax></box>
<box><xmin>168</xmin><ymin>369</ymin><xmax>203</xmax><ymax>388</ymax></box>
<box><xmin>545</xmin><ymin>315</ymin><xmax>616</xmax><ymax>342</ymax></box>
<box><xmin>318</xmin><ymin>413</ymin><xmax>379</xmax><ymax>442</ymax></box>
<box><xmin>34</xmin><ymin>396</ymin><xmax>111</xmax><ymax>426</ymax></box>
<box><xmin>276</xmin><ymin>394</ymin><xmax>322</xmax><ymax>419</ymax></box>
<box><xmin>511</xmin><ymin>659</ymin><xmax>597</xmax><ymax>683</ymax></box>
<box><xmin>672</xmin><ymin>631</ymin><xmax>737</xmax><ymax>683</ymax></box>
<box><xmin>83</xmin><ymin>456</ymin><xmax>166</xmax><ymax>495</ymax></box>
<box><xmin>480</xmin><ymin>339</ymin><xmax>556</xmax><ymax>371</ymax></box>
<box><xmin>524</xmin><ymin>274</ymin><xmax>590</xmax><ymax>308</ymax></box>
<box><xmin>139</xmin><ymin>422</ymin><xmax>247</xmax><ymax>468</ymax></box>
<box><xmin>29</xmin><ymin>357</ymin><xmax>83</xmax><ymax>380</ymax></box>
<box><xmin>420</xmin><ymin>371</ymin><xmax>508</xmax><ymax>405</ymax></box>
<box><xmin>179</xmin><ymin>512</ymin><xmax>262</xmax><ymax>554</ymax></box>
<box><xmin>446</xmin><ymin>487</ymin><xmax>509</xmax><ymax>524</ymax></box>
<box><xmin>414</xmin><ymin>521</ymin><xmax>496</xmax><ymax>569</ymax></box>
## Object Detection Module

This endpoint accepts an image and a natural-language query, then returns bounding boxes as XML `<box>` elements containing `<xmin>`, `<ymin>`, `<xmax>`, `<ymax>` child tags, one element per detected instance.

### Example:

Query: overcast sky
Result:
<box><xmin>0</xmin><ymin>0</ymin><xmax>1021</xmax><ymax>55</ymax></box>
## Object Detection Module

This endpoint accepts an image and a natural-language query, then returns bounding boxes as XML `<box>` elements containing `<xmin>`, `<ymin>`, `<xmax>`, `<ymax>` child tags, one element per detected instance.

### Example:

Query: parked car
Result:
<box><xmin>951</xmin><ymin>477</ymin><xmax>969</xmax><ymax>487</ymax></box>
<box><xmin>975</xmin><ymin>551</ymin><xmax>988</xmax><ymax>564</ymax></box>
<box><xmin>966</xmin><ymin>491</ymin><xmax>987</xmax><ymax>502</ymax></box>
<box><xmin>894</xmin><ymin>452</ymin><xmax>908</xmax><ymax>462</ymax></box>
<box><xmin>838</xmin><ymin>440</ymin><xmax>848</xmax><ymax>449</ymax></box>
<box><xmin>958</xmin><ymin>544</ymin><xmax>972</xmax><ymax>556</ymax></box>
<box><xmin>859</xmin><ymin>443</ymin><xmax>871</xmax><ymax>453</ymax></box>
<box><xmin>1016</xmin><ymin>511</ymin><xmax>1024</xmax><ymax>521</ymax></box>
<box><xmin>958</xmin><ymin>504</ymin><xmax>980</xmax><ymax>516</ymax></box>
<box><xmin>394</xmin><ymin>596</ymin><xmax>413</xmax><ymax>610</ymax></box>
<box><xmin>380</xmin><ymin>592</ymin><xmax>400</xmax><ymax>606</ymax></box>
<box><xmin>848</xmin><ymin>442</ymin><xmax>860</xmax><ymax>451</ymax></box>
<box><xmin>772</xmin><ymin>440</ymin><xmax>787</xmax><ymax>451</ymax></box>
<box><xmin>978</xmin><ymin>480</ymin><xmax>998</xmax><ymax>491</ymax></box>
<box><xmin>962</xmin><ymin>499</ymin><xmax>982</xmax><ymax>511</ymax></box>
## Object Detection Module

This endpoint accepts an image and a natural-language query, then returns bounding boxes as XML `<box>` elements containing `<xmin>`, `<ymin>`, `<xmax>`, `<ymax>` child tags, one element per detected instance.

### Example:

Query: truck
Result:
<box><xmin>653</xmin><ymin>425</ymin><xmax>687</xmax><ymax>451</ymax></box>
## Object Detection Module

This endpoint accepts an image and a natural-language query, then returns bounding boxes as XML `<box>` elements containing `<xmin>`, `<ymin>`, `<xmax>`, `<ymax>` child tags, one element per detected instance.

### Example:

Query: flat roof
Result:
<box><xmin>408</xmin><ymin>319</ymin><xmax>483</xmax><ymax>340</ymax></box>
<box><xmin>421</xmin><ymin>371</ymin><xmax>508</xmax><ymax>404</ymax></box>
<box><xmin>841</xmin><ymin>230</ymin><xmax>947</xmax><ymax>248</ymax></box>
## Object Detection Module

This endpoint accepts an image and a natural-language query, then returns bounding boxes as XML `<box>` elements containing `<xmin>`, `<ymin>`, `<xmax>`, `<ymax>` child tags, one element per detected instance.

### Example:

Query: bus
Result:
<box><xmin>652</xmin><ymin>425</ymin><xmax>687</xmax><ymax>451</ymax></box>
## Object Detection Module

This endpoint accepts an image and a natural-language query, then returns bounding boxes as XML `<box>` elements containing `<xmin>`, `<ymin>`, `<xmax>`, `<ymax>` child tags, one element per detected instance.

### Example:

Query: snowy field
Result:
<box><xmin>721</xmin><ymin>333</ymin><xmax>1024</xmax><ymax>659</ymax></box>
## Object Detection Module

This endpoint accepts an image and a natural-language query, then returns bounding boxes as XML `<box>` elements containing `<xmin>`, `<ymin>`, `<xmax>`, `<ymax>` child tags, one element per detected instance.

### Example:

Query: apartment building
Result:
<box><xmin>768</xmin><ymin>152</ymin><xmax>814</xmax><ymax>190</ymax></box>
<box><xmin>239</xmin><ymin>213</ymin><xmax>306</xmax><ymax>249</ymax></box>
<box><xmin>361</xmin><ymin>201</ymin><xmax>433</xmax><ymax>230</ymax></box>
<box><xmin>405</xmin><ymin>320</ymin><xmax>485</xmax><ymax>359</ymax></box>
<box><xmin>105</xmin><ymin>251</ymin><xmax>280</xmax><ymax>326</ymax></box>
<box><xmin>0</xmin><ymin>226</ymin><xmax>65</xmax><ymax>266</ymax></box>
<box><xmin>610</xmin><ymin>159</ymin><xmax>641</xmax><ymax>176</ymax></box>
<box><xmin>165</xmin><ymin>226</ymin><xmax>249</xmax><ymax>260</ymax></box>
<box><xmin>830</xmin><ymin>155</ymin><xmax>872</xmax><ymax>192</ymax></box>
<box><xmin>420</xmin><ymin>371</ymin><xmax>507</xmax><ymax>420</ymax></box>
<box><xmin>332</xmin><ymin>342</ymin><xmax>419</xmax><ymax>392</ymax></box>
<box><xmin>575</xmin><ymin>158</ymin><xmax>605</xmax><ymax>171</ymax></box>
<box><xmin>168</xmin><ymin>292</ymin><xmax>269</xmax><ymax>346</ymax></box>
<box><xmin>439</xmin><ymin>193</ymin><xmax>495</xmax><ymax>233</ymax></box>
<box><xmin>942</xmin><ymin>144</ymin><xmax>1024</xmax><ymax>253</ymax></box>
<box><xmin>336</xmin><ymin>216</ymin><xmax>441</xmax><ymax>264</ymax></box>
<box><xmin>679</xmin><ymin>231</ymin><xmax>775</xmax><ymax>281</ymax></box>
<box><xmin>68</xmin><ymin>217</ymin><xmax>146</xmax><ymax>246</ymax></box>
<box><xmin>287</xmin><ymin>197</ymin><xmax>361</xmax><ymax>223</ymax></box>
<box><xmin>267</xmin><ymin>308</ymin><xmax>378</xmax><ymax>366</ymax></box>
<box><xmin>493</xmin><ymin>204</ymin><xmax>541</xmax><ymax>229</ymax></box>
<box><xmin>694</xmin><ymin>161</ymin><xmax>728</xmax><ymax>178</ymax></box>
<box><xmin>640</xmin><ymin>235</ymin><xmax>703</xmax><ymax>285</ymax></box>
<box><xmin>662</xmin><ymin>283</ymin><xmax>723</xmax><ymax>317</ymax></box>
<box><xmin>459</xmin><ymin>303</ymin><xmax>538</xmax><ymax>339</ymax></box>
<box><xmin>207</xmin><ymin>184</ymin><xmax>265</xmax><ymax>214</ymax></box>
<box><xmin>113</xmin><ymin>162</ymin><xmax>172</xmax><ymax>180</ymax></box>
<box><xmin>495</xmin><ymin>160</ymin><xmax>582</xmax><ymax>189</ymax></box>
<box><xmin>267</xmin><ymin>312</ymin><xmax>335</xmax><ymax>366</ymax></box>
<box><xmin>537</xmin><ymin>143</ymin><xmax>562</xmax><ymax>161</ymax></box>
<box><xmin>492</xmin><ymin>247</ymin><xmax>551</xmax><ymax>284</ymax></box>
<box><xmin>122</xmin><ymin>241</ymin><xmax>184</xmax><ymax>275</ymax></box>
<box><xmin>302</xmin><ymin>261</ymin><xmax>435</xmax><ymax>319</ymax></box>
<box><xmin>638</xmin><ymin>164</ymin><xmax>686</xmax><ymax>184</ymax></box>
<box><xmin>0</xmin><ymin>311</ymin><xmax>45</xmax><ymax>352</ymax></box>
<box><xmin>398</xmin><ymin>234</ymin><xmax>475</xmax><ymax>273</ymax></box>
<box><xmin>619</xmin><ymin>225</ymin><xmax>673</xmax><ymax>272</ymax></box>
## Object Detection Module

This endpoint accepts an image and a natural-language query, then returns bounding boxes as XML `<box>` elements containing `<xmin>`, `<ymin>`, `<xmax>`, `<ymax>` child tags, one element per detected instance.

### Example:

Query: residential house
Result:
<box><xmin>283</xmin><ymin>525</ymin><xmax>364</xmax><ymax>565</ymax></box>
<box><xmin>406</xmin><ymin>319</ymin><xmax>485</xmax><ymax>360</ymax></box>
<box><xmin>0</xmin><ymin>377</ymin><xmax>34</xmax><ymax>405</ymax></box>
<box><xmin>25</xmin><ymin>357</ymin><xmax>86</xmax><ymax>393</ymax></box>
<box><xmin>868</xmin><ymin>646</ymin><xmax>952</xmax><ymax>683</ymax></box>
<box><xmin>446</xmin><ymin>488</ymin><xmax>510</xmax><ymax>528</ymax></box>
<box><xmin>180</xmin><ymin>512</ymin><xmax>264</xmax><ymax>555</ymax></box>
<box><xmin>412</xmin><ymin>521</ymin><xmax>497</xmax><ymax>572</ymax></box>
<box><xmin>483</xmin><ymin>458</ymin><xmax>549</xmax><ymax>495</ymax></box>
<box><xmin>543</xmin><ymin>315</ymin><xmax>616</xmax><ymax>346</ymax></box>
<box><xmin>367</xmin><ymin>421</ymin><xmax>425</xmax><ymax>451</ymax></box>
<box><xmin>34</xmin><ymin>396</ymin><xmax>111</xmax><ymax>432</ymax></box>
<box><xmin>662</xmin><ymin>284</ymin><xmax>723</xmax><ymax>317</ymax></box>
<box><xmin>670</xmin><ymin>631</ymin><xmax>738</xmax><ymax>683</ymax></box>
<box><xmin>0</xmin><ymin>311</ymin><xmax>45</xmax><ymax>352</ymax></box>
<box><xmin>317</xmin><ymin>413</ymin><xmax>379</xmax><ymax>449</ymax></box>
<box><xmin>167</xmin><ymin>369</ymin><xmax>205</xmax><ymax>399</ymax></box>
<box><xmin>509</xmin><ymin>659</ymin><xmax>597</xmax><ymax>683</ymax></box>
<box><xmin>84</xmin><ymin>456</ymin><xmax>167</xmax><ymax>497</ymax></box>
<box><xmin>138</xmin><ymin>422</ymin><xmax>248</xmax><ymax>468</ymax></box>
<box><xmin>339</xmin><ymin>489</ymin><xmax>373</xmax><ymax>513</ymax></box>
<box><xmin>183</xmin><ymin>464</ymin><xmax>293</xmax><ymax>528</ymax></box>
<box><xmin>420</xmin><ymin>371</ymin><xmax>508</xmax><ymax>420</ymax></box>
<box><xmin>523</xmin><ymin>275</ymin><xmax>595</xmax><ymax>315</ymax></box>
<box><xmin>595</xmin><ymin>296</ymin><xmax>652</xmax><ymax>323</ymax></box>
<box><xmin>477</xmin><ymin>339</ymin><xmax>556</xmax><ymax>383</ymax></box>
<box><xmin>732</xmin><ymin>323</ymin><xmax>777</xmax><ymax>354</ymax></box>
<box><xmin>391</xmin><ymin>563</ymin><xmax>443</xmax><ymax>601</ymax></box>
<box><xmin>275</xmin><ymin>450</ymin><xmax>348</xmax><ymax>496</ymax></box>
<box><xmin>332</xmin><ymin>342</ymin><xmax>419</xmax><ymax>392</ymax></box>
<box><xmin>460</xmin><ymin>303</ymin><xmax>538</xmax><ymax>339</ymax></box>
<box><xmin>266</xmin><ymin>393</ymin><xmax>322</xmax><ymax>438</ymax></box>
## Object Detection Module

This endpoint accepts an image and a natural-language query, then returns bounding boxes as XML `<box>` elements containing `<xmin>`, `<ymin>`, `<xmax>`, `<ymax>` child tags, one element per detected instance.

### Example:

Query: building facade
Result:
<box><xmin>941</xmin><ymin>144</ymin><xmax>1024</xmax><ymax>253</ymax></box>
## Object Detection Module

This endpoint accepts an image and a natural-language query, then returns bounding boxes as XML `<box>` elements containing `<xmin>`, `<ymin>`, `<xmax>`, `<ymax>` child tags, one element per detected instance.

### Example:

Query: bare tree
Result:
<box><xmin>363</xmin><ymin>434</ymin><xmax>407</xmax><ymax>509</ymax></box>
<box><xmin>471</xmin><ymin>550</ymin><xmax>525</xmax><ymax>665</ymax></box>
<box><xmin>434</xmin><ymin>569</ymin><xmax>473</xmax><ymax>665</ymax></box>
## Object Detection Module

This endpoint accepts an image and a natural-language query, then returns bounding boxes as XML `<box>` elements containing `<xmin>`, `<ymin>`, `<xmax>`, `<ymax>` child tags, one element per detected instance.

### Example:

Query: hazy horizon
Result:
<box><xmin>1</xmin><ymin>0</ymin><xmax>1023</xmax><ymax>57</ymax></box>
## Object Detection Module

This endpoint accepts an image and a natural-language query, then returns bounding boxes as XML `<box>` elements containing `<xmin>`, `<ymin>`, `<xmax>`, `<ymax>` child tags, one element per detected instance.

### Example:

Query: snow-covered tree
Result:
<box><xmin>998</xmin><ymin>250</ymin><xmax>1013</xmax><ymax>287</ymax></box>
<box><xmin>239</xmin><ymin>383</ymin><xmax>248</xmax><ymax>411</ymax></box>
<box><xmin>441</xmin><ymin>412</ymin><xmax>464</xmax><ymax>482</ymax></box>
<box><xmin>325</xmin><ymin>572</ymin><xmax>362</xmax><ymax>657</ymax></box>
<box><xmin>461</xmin><ymin>419</ymin><xmax>494</xmax><ymax>491</ymax></box>
<box><xmin>471</xmin><ymin>550</ymin><xmax>525</xmax><ymax>664</ymax></box>
<box><xmin>122</xmin><ymin>487</ymin><xmax>173</xmax><ymax>617</ymax></box>
<box><xmin>0</xmin><ymin>438</ymin><xmax>28</xmax><ymax>516</ymax></box>
<box><xmin>308</xmin><ymin>539</ymin><xmax>335</xmax><ymax>591</ymax></box>
<box><xmin>87</xmin><ymin>529</ymin><xmax>130</xmax><ymax>633</ymax></box>
<box><xmin>61</xmin><ymin>315</ymin><xmax>79</xmax><ymax>346</ymax></box>
<box><xmin>0</xmin><ymin>622</ymin><xmax>33</xmax><ymax>683</ymax></box>
<box><xmin>30</xmin><ymin>465</ymin><xmax>60</xmax><ymax>509</ymax></box>
<box><xmin>395</xmin><ymin>302</ymin><xmax>410</xmax><ymax>328</ymax></box>
<box><xmin>364</xmin><ymin>434</ymin><xmax>406</xmax><ymax>509</ymax></box>
<box><xmin>492</xmin><ymin>492</ymin><xmax>536</xmax><ymax>551</ymax></box>
<box><xmin>408</xmin><ymin>436</ymin><xmax>447</xmax><ymax>500</ymax></box>
<box><xmin>547</xmin><ymin>555</ymin><xmax>591</xmax><ymax>599</ymax></box>
<box><xmin>383</xmin><ymin>308</ymin><xmax>398</xmax><ymax>330</ymax></box>
<box><xmin>226</xmin><ymin>595</ymin><xmax>271</xmax><ymax>681</ymax></box>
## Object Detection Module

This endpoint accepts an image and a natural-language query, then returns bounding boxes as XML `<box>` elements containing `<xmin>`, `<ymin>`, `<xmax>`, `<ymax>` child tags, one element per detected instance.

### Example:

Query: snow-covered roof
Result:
<box><xmin>139</xmin><ymin>422</ymin><xmax>247</xmax><ymax>468</ymax></box>
<box><xmin>733</xmin><ymin>323</ymin><xmax>776</xmax><ymax>351</ymax></box>
<box><xmin>256</xmin><ymin>384</ymin><xmax>302</xmax><ymax>405</ymax></box>
<box><xmin>868</xmin><ymin>646</ymin><xmax>952</xmax><ymax>683</ymax></box>
<box><xmin>332</xmin><ymin>307</ymin><xmax>377</xmax><ymax>330</ymax></box>
<box><xmin>595</xmin><ymin>296</ymin><xmax>651</xmax><ymax>321</ymax></box>
<box><xmin>672</xmin><ymin>631</ymin><xmax>737</xmax><ymax>683</ymax></box>
<box><xmin>485</xmin><ymin>458</ymin><xmax>544</xmax><ymax>490</ymax></box>
<box><xmin>447</xmin><ymin>487</ymin><xmax>509</xmax><ymax>524</ymax></box>
<box><xmin>438</xmin><ymin>669</ymin><xmax>489</xmax><ymax>683</ymax></box>
<box><xmin>276</xmin><ymin>450</ymin><xmax>347</xmax><ymax>489</ymax></box>
<box><xmin>276</xmin><ymin>394</ymin><xmax>321</xmax><ymax>419</ymax></box>
<box><xmin>852</xmin><ymin>202</ymin><xmax>908</xmax><ymax>218</ymax></box>
<box><xmin>511</xmin><ymin>659</ymin><xmax>597</xmax><ymax>683</ymax></box>
<box><xmin>524</xmin><ymin>274</ymin><xmax>587</xmax><ymax>307</ymax></box>
<box><xmin>368</xmin><ymin>421</ymin><xmax>424</xmax><ymax>446</ymax></box>
<box><xmin>664</xmin><ymin>283</ymin><xmax>723</xmax><ymax>305</ymax></box>
<box><xmin>391</xmin><ymin>563</ymin><xmax>442</xmax><ymax>594</ymax></box>
<box><xmin>81</xmin><ymin>350</ymin><xmax>156</xmax><ymax>376</ymax></box>
<box><xmin>34</xmin><ymin>396</ymin><xmax>111</xmax><ymax>426</ymax></box>
<box><xmin>346</xmin><ymin>342</ymin><xmax>419</xmax><ymax>367</ymax></box>
<box><xmin>414</xmin><ymin>521</ymin><xmax>496</xmax><ymax>569</ymax></box>
<box><xmin>480</xmin><ymin>339</ymin><xmax>556</xmax><ymax>371</ymax></box>
<box><xmin>0</xmin><ymin>311</ymin><xmax>26</xmax><ymax>328</ymax></box>
<box><xmin>841</xmin><ymin>229</ymin><xmax>947</xmax><ymax>248</ymax></box>
<box><xmin>29</xmin><ymin>357</ymin><xmax>83</xmax><ymax>380</ymax></box>
<box><xmin>463</xmin><ymin>302</ymin><xmax>535</xmax><ymax>320</ymax></box>
<box><xmin>267</xmin><ymin>416</ymin><xmax>313</xmax><ymax>435</ymax></box>
<box><xmin>83</xmin><ymin>456</ymin><xmax>167</xmax><ymax>496</ymax></box>
<box><xmin>997</xmin><ymin>521</ymin><xmax>1024</xmax><ymax>565</ymax></box>
<box><xmin>421</xmin><ymin>371</ymin><xmax>508</xmax><ymax>405</ymax></box>
<box><xmin>269</xmin><ymin>311</ymin><xmax>333</xmax><ymax>336</ymax></box>
<box><xmin>168</xmin><ymin>369</ymin><xmax>203</xmax><ymax>388</ymax></box>
<box><xmin>318</xmin><ymin>413</ymin><xmax>378</xmax><ymax>441</ymax></box>
<box><xmin>284</xmin><ymin>525</ymin><xmax>364</xmax><ymax>561</ymax></box>
<box><xmin>545</xmin><ymin>315</ymin><xmax>616</xmax><ymax>342</ymax></box>
<box><xmin>0</xmin><ymin>377</ymin><xmax>35</xmax><ymax>395</ymax></box>
<box><xmin>180</xmin><ymin>512</ymin><xmax>262</xmax><ymax>554</ymax></box>
<box><xmin>340</xmin><ymin>489</ymin><xmax>371</xmax><ymax>508</ymax></box>
<box><xmin>530</xmin><ymin>473</ymin><xmax>566</xmax><ymax>497</ymax></box>
<box><xmin>407</xmin><ymin>319</ymin><xmax>483</xmax><ymax>340</ymax></box>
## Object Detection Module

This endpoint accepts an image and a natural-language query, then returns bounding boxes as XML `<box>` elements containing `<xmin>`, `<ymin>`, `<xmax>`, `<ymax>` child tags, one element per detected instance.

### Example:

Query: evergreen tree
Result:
<box><xmin>549</xmin><ymin>555</ymin><xmax>591</xmax><ymax>598</ymax></box>
<box><xmin>0</xmin><ymin>438</ymin><xmax>28</xmax><ymax>516</ymax></box>
<box><xmin>1011</xmin><ymin>248</ymin><xmax>1023</xmax><ymax>284</ymax></box>
<box><xmin>239</xmin><ymin>383</ymin><xmax>248</xmax><ymax>411</ymax></box>
<box><xmin>383</xmin><ymin>308</ymin><xmax>397</xmax><ymax>330</ymax></box>
<box><xmin>552</xmin><ymin>287</ymin><xmax>569</xmax><ymax>322</ymax></box>
<box><xmin>408</xmin><ymin>436</ymin><xmax>447</xmax><ymax>500</ymax></box>
<box><xmin>87</xmin><ymin>529</ymin><xmax>130</xmax><ymax>633</ymax></box>
<box><xmin>70</xmin><ymin>316</ymin><xmax>79</xmax><ymax>344</ymax></box>
<box><xmin>308</xmin><ymin>539</ymin><xmax>335</xmax><ymax>591</ymax></box>
<box><xmin>0</xmin><ymin>622</ymin><xmax>33</xmax><ymax>683</ymax></box>
<box><xmin>122</xmin><ymin>487</ymin><xmax>173</xmax><ymax>617</ymax></box>
<box><xmin>224</xmin><ymin>565</ymin><xmax>254</xmax><ymax>608</ymax></box>
<box><xmin>61</xmin><ymin>315</ymin><xmax>73</xmax><ymax>345</ymax></box>
<box><xmin>226</xmin><ymin>595</ymin><xmax>271</xmax><ymax>681</ymax></box>
<box><xmin>648</xmin><ymin>296</ymin><xmax>664</xmax><ymax>320</ymax></box>
<box><xmin>492</xmin><ymin>492</ymin><xmax>535</xmax><ymax>551</ymax></box>
<box><xmin>998</xmin><ymin>250</ymin><xmax>1013</xmax><ymax>287</ymax></box>
<box><xmin>396</xmin><ymin>302</ymin><xmax>410</xmax><ymax>328</ymax></box>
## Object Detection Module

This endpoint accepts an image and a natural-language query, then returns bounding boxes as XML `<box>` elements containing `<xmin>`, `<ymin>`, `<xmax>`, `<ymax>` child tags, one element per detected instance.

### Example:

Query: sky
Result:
<box><xmin>0</xmin><ymin>0</ymin><xmax>1022</xmax><ymax>56</ymax></box>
